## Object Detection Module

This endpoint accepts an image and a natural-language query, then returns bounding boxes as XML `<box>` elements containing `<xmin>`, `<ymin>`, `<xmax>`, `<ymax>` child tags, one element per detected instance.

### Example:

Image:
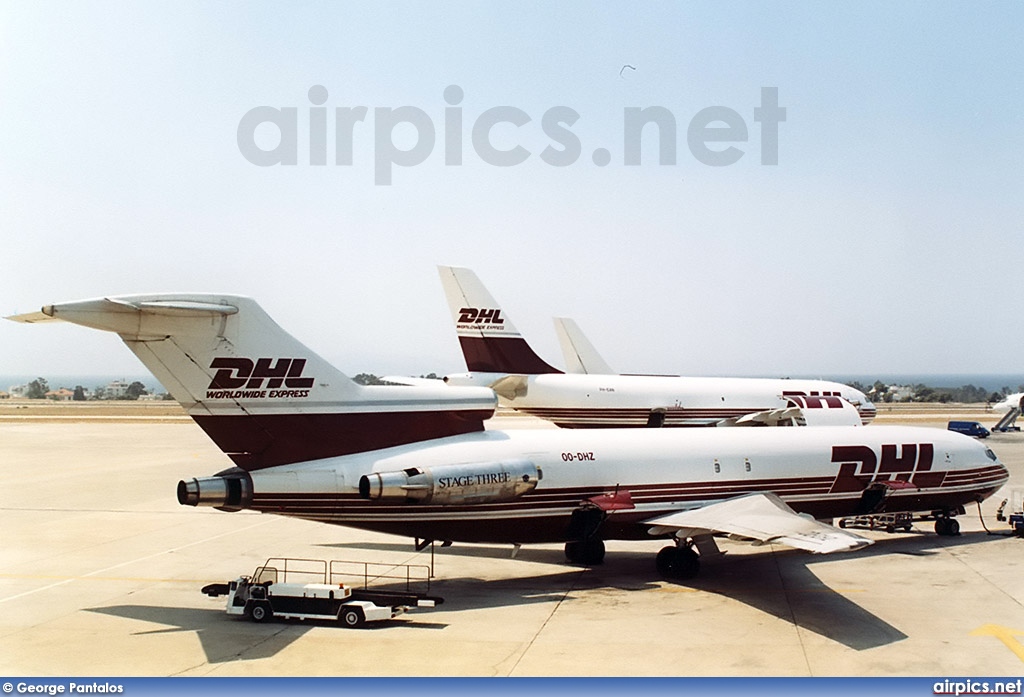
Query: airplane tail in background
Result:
<box><xmin>553</xmin><ymin>317</ymin><xmax>615</xmax><ymax>375</ymax></box>
<box><xmin>8</xmin><ymin>294</ymin><xmax>496</xmax><ymax>470</ymax></box>
<box><xmin>437</xmin><ymin>266</ymin><xmax>561</xmax><ymax>375</ymax></box>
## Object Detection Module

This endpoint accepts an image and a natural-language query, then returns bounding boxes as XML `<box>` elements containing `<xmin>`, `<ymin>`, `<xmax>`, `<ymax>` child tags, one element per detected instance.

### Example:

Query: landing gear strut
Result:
<box><xmin>656</xmin><ymin>542</ymin><xmax>700</xmax><ymax>579</ymax></box>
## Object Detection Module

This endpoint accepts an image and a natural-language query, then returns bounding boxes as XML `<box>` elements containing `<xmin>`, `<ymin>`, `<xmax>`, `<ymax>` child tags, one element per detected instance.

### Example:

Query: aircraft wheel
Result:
<box><xmin>656</xmin><ymin>545</ymin><xmax>700</xmax><ymax>579</ymax></box>
<box><xmin>565</xmin><ymin>539</ymin><xmax>605</xmax><ymax>565</ymax></box>
<box><xmin>935</xmin><ymin>517</ymin><xmax>960</xmax><ymax>536</ymax></box>
<box><xmin>249</xmin><ymin>601</ymin><xmax>272</xmax><ymax>623</ymax></box>
<box><xmin>586</xmin><ymin>538</ymin><xmax>606</xmax><ymax>565</ymax></box>
<box><xmin>340</xmin><ymin>606</ymin><xmax>365</xmax><ymax>629</ymax></box>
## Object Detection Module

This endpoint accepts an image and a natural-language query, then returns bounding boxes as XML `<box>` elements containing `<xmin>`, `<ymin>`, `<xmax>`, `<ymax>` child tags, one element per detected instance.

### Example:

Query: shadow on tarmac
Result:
<box><xmin>88</xmin><ymin>528</ymin><xmax>1005</xmax><ymax>666</ymax></box>
<box><xmin>324</xmin><ymin>527</ymin><xmax>1007</xmax><ymax>651</ymax></box>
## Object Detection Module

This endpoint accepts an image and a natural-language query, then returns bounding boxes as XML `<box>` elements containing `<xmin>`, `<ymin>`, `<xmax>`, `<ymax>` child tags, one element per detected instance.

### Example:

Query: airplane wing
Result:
<box><xmin>717</xmin><ymin>396</ymin><xmax>863</xmax><ymax>428</ymax></box>
<box><xmin>716</xmin><ymin>406</ymin><xmax>803</xmax><ymax>427</ymax></box>
<box><xmin>645</xmin><ymin>492</ymin><xmax>873</xmax><ymax>554</ymax></box>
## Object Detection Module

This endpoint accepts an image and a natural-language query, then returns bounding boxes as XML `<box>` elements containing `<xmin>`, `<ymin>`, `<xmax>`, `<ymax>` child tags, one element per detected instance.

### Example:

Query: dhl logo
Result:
<box><xmin>829</xmin><ymin>443</ymin><xmax>944</xmax><ymax>493</ymax></box>
<box><xmin>783</xmin><ymin>390</ymin><xmax>842</xmax><ymax>403</ymax></box>
<box><xmin>786</xmin><ymin>395</ymin><xmax>846</xmax><ymax>409</ymax></box>
<box><xmin>457</xmin><ymin>307</ymin><xmax>504</xmax><ymax>325</ymax></box>
<box><xmin>207</xmin><ymin>358</ymin><xmax>314</xmax><ymax>390</ymax></box>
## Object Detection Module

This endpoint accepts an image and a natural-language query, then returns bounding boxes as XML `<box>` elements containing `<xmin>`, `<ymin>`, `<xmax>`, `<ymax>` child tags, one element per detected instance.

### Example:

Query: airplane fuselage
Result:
<box><xmin>445</xmin><ymin>373</ymin><xmax>877</xmax><ymax>427</ymax></box>
<box><xmin>235</xmin><ymin>425</ymin><xmax>1003</xmax><ymax>544</ymax></box>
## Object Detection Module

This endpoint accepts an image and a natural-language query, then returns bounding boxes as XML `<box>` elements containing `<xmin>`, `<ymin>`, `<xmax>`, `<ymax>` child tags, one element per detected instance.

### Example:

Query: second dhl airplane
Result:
<box><xmin>435</xmin><ymin>266</ymin><xmax>877</xmax><ymax>428</ymax></box>
<box><xmin>8</xmin><ymin>292</ymin><xmax>1006</xmax><ymax>577</ymax></box>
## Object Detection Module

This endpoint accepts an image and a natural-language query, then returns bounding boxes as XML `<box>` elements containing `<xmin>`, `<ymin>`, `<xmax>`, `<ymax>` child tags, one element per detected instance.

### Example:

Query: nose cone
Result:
<box><xmin>978</xmin><ymin>443</ymin><xmax>1010</xmax><ymax>496</ymax></box>
<box><xmin>845</xmin><ymin>389</ymin><xmax>876</xmax><ymax>424</ymax></box>
<box><xmin>858</xmin><ymin>399</ymin><xmax>877</xmax><ymax>424</ymax></box>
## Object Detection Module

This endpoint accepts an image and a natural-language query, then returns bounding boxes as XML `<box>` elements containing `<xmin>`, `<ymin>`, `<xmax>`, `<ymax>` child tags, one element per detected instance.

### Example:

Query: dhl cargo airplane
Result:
<box><xmin>435</xmin><ymin>266</ymin><xmax>877</xmax><ymax>428</ymax></box>
<box><xmin>8</xmin><ymin>294</ymin><xmax>1006</xmax><ymax>577</ymax></box>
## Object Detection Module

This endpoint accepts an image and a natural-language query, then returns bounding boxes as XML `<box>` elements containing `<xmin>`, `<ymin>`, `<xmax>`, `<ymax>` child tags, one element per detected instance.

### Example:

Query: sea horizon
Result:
<box><xmin>4</xmin><ymin>372</ymin><xmax>1024</xmax><ymax>395</ymax></box>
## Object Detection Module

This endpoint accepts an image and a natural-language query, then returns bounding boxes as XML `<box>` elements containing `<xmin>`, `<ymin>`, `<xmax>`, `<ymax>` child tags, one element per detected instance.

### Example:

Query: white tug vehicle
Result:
<box><xmin>202</xmin><ymin>558</ymin><xmax>442</xmax><ymax>628</ymax></box>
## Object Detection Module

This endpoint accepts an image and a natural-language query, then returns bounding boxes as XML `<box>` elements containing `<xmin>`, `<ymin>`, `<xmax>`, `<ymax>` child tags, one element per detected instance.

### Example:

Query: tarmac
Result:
<box><xmin>3</xmin><ymin>404</ymin><xmax>1024</xmax><ymax>676</ymax></box>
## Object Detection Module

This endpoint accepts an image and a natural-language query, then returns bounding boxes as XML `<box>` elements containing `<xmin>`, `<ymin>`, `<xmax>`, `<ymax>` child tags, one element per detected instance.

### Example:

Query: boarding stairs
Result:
<box><xmin>994</xmin><ymin>407</ymin><xmax>1021</xmax><ymax>433</ymax></box>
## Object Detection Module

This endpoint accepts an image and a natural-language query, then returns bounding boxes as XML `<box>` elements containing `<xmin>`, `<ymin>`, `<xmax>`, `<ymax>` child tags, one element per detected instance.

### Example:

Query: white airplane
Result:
<box><xmin>436</xmin><ymin>266</ymin><xmax>877</xmax><ymax>428</ymax></box>
<box><xmin>992</xmin><ymin>393</ymin><xmax>1024</xmax><ymax>412</ymax></box>
<box><xmin>8</xmin><ymin>294</ymin><xmax>1007</xmax><ymax>577</ymax></box>
<box><xmin>990</xmin><ymin>392</ymin><xmax>1024</xmax><ymax>432</ymax></box>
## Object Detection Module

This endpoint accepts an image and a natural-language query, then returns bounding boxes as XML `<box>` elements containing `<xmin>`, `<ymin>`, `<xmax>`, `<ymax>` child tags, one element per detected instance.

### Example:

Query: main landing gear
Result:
<box><xmin>655</xmin><ymin>541</ymin><xmax>701</xmax><ymax>579</ymax></box>
<box><xmin>934</xmin><ymin>515</ymin><xmax>960</xmax><ymax>536</ymax></box>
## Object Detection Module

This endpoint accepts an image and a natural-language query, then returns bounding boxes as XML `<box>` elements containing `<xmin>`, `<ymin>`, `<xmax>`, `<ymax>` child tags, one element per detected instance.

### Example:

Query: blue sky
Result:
<box><xmin>2</xmin><ymin>2</ymin><xmax>1022</xmax><ymax>379</ymax></box>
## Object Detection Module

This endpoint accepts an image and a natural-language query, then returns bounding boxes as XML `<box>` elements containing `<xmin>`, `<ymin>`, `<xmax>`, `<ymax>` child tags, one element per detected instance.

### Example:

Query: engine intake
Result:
<box><xmin>359</xmin><ymin>459</ymin><xmax>541</xmax><ymax>504</ymax></box>
<box><xmin>177</xmin><ymin>473</ymin><xmax>253</xmax><ymax>511</ymax></box>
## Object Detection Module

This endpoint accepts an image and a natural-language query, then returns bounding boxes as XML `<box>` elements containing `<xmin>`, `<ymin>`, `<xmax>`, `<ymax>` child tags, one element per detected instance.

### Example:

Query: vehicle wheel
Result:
<box><xmin>884</xmin><ymin>524</ymin><xmax>896</xmax><ymax>533</ymax></box>
<box><xmin>340</xmin><ymin>606</ymin><xmax>365</xmax><ymax>628</ymax></box>
<box><xmin>564</xmin><ymin>541</ymin><xmax>581</xmax><ymax>563</ymax></box>
<box><xmin>947</xmin><ymin>518</ymin><xmax>960</xmax><ymax>535</ymax></box>
<box><xmin>656</xmin><ymin>545</ymin><xmax>700</xmax><ymax>579</ymax></box>
<box><xmin>250</xmin><ymin>601</ymin><xmax>272</xmax><ymax>623</ymax></box>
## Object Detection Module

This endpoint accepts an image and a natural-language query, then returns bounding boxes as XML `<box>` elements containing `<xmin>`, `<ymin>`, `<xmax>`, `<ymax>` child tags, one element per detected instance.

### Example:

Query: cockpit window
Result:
<box><xmin>985</xmin><ymin>448</ymin><xmax>998</xmax><ymax>462</ymax></box>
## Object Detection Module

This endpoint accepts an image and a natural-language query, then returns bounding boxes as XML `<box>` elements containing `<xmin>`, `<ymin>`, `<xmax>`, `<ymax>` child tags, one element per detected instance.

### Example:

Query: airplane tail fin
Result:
<box><xmin>7</xmin><ymin>294</ymin><xmax>495</xmax><ymax>470</ymax></box>
<box><xmin>437</xmin><ymin>266</ymin><xmax>561</xmax><ymax>375</ymax></box>
<box><xmin>553</xmin><ymin>317</ymin><xmax>615</xmax><ymax>375</ymax></box>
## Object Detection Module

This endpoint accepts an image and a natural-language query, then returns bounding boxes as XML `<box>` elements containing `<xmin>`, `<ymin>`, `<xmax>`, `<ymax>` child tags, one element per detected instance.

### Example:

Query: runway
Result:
<box><xmin>3</xmin><ymin>407</ymin><xmax>1024</xmax><ymax>676</ymax></box>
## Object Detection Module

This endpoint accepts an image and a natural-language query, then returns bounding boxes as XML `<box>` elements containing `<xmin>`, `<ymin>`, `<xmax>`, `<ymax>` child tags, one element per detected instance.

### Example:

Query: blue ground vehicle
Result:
<box><xmin>947</xmin><ymin>421</ymin><xmax>990</xmax><ymax>438</ymax></box>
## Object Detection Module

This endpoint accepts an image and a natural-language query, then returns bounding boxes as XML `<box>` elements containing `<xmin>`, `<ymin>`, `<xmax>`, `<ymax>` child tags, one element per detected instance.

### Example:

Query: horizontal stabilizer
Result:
<box><xmin>382</xmin><ymin>376</ymin><xmax>445</xmax><ymax>387</ymax></box>
<box><xmin>645</xmin><ymin>492</ymin><xmax>873</xmax><ymax>554</ymax></box>
<box><xmin>6</xmin><ymin>311</ymin><xmax>59</xmax><ymax>324</ymax></box>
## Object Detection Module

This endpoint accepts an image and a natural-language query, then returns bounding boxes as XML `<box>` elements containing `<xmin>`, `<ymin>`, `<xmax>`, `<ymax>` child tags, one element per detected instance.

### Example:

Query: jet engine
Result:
<box><xmin>359</xmin><ymin>459</ymin><xmax>541</xmax><ymax>504</ymax></box>
<box><xmin>177</xmin><ymin>470</ymin><xmax>253</xmax><ymax>511</ymax></box>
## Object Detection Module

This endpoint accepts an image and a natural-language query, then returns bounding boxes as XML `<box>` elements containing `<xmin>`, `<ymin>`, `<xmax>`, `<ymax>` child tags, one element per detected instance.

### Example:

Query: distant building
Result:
<box><xmin>46</xmin><ymin>388</ymin><xmax>75</xmax><ymax>401</ymax></box>
<box><xmin>0</xmin><ymin>391</ymin><xmax>9</xmax><ymax>400</ymax></box>
<box><xmin>8</xmin><ymin>384</ymin><xmax>28</xmax><ymax>398</ymax></box>
<box><xmin>106</xmin><ymin>380</ymin><xmax>130</xmax><ymax>399</ymax></box>
<box><xmin>888</xmin><ymin>385</ymin><xmax>917</xmax><ymax>402</ymax></box>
